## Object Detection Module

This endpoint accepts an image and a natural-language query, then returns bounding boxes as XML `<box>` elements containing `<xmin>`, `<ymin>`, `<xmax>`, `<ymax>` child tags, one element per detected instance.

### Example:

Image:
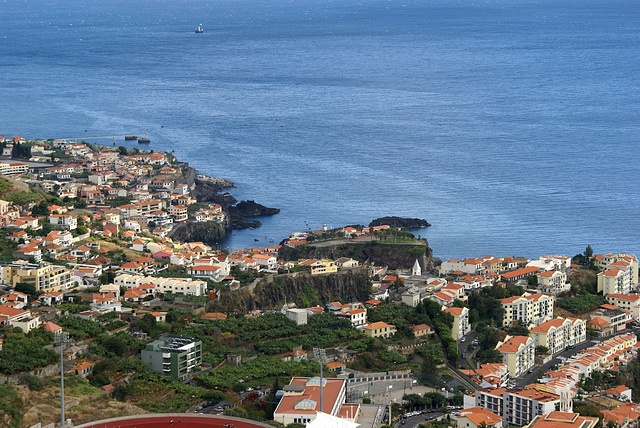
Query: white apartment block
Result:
<box><xmin>444</xmin><ymin>306</ymin><xmax>471</xmax><ymax>340</ymax></box>
<box><xmin>536</xmin><ymin>270</ymin><xmax>569</xmax><ymax>295</ymax></box>
<box><xmin>496</xmin><ymin>335</ymin><xmax>535</xmax><ymax>378</ymax></box>
<box><xmin>113</xmin><ymin>273</ymin><xmax>207</xmax><ymax>296</ymax></box>
<box><xmin>597</xmin><ymin>267</ymin><xmax>632</xmax><ymax>295</ymax></box>
<box><xmin>500</xmin><ymin>293</ymin><xmax>554</xmax><ymax>328</ymax></box>
<box><xmin>49</xmin><ymin>214</ymin><xmax>78</xmax><ymax>230</ymax></box>
<box><xmin>592</xmin><ymin>253</ymin><xmax>638</xmax><ymax>285</ymax></box>
<box><xmin>502</xmin><ymin>389</ymin><xmax>562</xmax><ymax>427</ymax></box>
<box><xmin>439</xmin><ymin>258</ymin><xmax>484</xmax><ymax>275</ymax></box>
<box><xmin>529</xmin><ymin>317</ymin><xmax>586</xmax><ymax>355</ymax></box>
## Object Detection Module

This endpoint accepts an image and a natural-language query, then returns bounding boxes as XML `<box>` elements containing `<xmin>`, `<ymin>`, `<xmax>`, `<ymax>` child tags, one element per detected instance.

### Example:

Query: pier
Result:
<box><xmin>54</xmin><ymin>133</ymin><xmax>149</xmax><ymax>146</ymax></box>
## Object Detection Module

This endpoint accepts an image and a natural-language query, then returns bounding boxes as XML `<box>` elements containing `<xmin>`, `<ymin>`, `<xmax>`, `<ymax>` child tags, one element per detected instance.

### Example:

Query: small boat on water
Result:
<box><xmin>138</xmin><ymin>138</ymin><xmax>150</xmax><ymax>143</ymax></box>
<box><xmin>195</xmin><ymin>25</ymin><xmax>204</xmax><ymax>33</ymax></box>
<box><xmin>254</xmin><ymin>238</ymin><xmax>259</xmax><ymax>242</ymax></box>
<box><xmin>124</xmin><ymin>135</ymin><xmax>137</xmax><ymax>141</ymax></box>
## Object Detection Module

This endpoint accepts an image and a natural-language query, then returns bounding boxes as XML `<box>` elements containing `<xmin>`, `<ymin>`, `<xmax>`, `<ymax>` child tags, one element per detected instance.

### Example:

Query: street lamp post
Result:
<box><xmin>387</xmin><ymin>385</ymin><xmax>393</xmax><ymax>426</ymax></box>
<box><xmin>313</xmin><ymin>348</ymin><xmax>327</xmax><ymax>414</ymax></box>
<box><xmin>56</xmin><ymin>331</ymin><xmax>69</xmax><ymax>427</ymax></box>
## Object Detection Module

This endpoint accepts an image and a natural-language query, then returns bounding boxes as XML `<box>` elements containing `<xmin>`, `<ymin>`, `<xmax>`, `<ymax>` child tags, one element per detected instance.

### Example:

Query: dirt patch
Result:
<box><xmin>2</xmin><ymin>379</ymin><xmax>147</xmax><ymax>428</ymax></box>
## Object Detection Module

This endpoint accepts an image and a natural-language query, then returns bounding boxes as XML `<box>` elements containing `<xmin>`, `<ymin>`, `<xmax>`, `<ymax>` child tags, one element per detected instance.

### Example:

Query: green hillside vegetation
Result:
<box><xmin>0</xmin><ymin>176</ymin><xmax>43</xmax><ymax>205</ymax></box>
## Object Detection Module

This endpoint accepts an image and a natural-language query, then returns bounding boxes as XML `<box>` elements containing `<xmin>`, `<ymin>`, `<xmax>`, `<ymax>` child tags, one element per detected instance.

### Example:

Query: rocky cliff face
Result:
<box><xmin>278</xmin><ymin>241</ymin><xmax>435</xmax><ymax>271</ymax></box>
<box><xmin>214</xmin><ymin>270</ymin><xmax>373</xmax><ymax>312</ymax></box>
<box><xmin>169</xmin><ymin>221</ymin><xmax>225</xmax><ymax>243</ymax></box>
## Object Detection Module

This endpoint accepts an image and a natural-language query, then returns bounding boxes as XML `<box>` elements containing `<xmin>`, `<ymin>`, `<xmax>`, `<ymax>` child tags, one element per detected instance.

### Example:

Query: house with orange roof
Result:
<box><xmin>69</xmin><ymin>361</ymin><xmax>94</xmax><ymax>378</ymax></box>
<box><xmin>39</xmin><ymin>291</ymin><xmax>64</xmax><ymax>306</ymax></box>
<box><xmin>524</xmin><ymin>412</ymin><xmax>597</xmax><ymax>428</ymax></box>
<box><xmin>0</xmin><ymin>306</ymin><xmax>40</xmax><ymax>332</ymax></box>
<box><xmin>326</xmin><ymin>361</ymin><xmax>346</xmax><ymax>373</ymax></box>
<box><xmin>0</xmin><ymin>291</ymin><xmax>29</xmax><ymax>308</ymax></box>
<box><xmin>444</xmin><ymin>306</ymin><xmax>471</xmax><ymax>340</ymax></box>
<box><xmin>602</xmin><ymin>403</ymin><xmax>639</xmax><ymax>428</ymax></box>
<box><xmin>586</xmin><ymin>306</ymin><xmax>627</xmax><ymax>336</ymax></box>
<box><xmin>412</xmin><ymin>324</ymin><xmax>433</xmax><ymax>338</ymax></box>
<box><xmin>363</xmin><ymin>321</ymin><xmax>396</xmax><ymax>339</ymax></box>
<box><xmin>337</xmin><ymin>308</ymin><xmax>367</xmax><ymax>328</ymax></box>
<box><xmin>501</xmin><ymin>266</ymin><xmax>540</xmax><ymax>283</ymax></box>
<box><xmin>454</xmin><ymin>407</ymin><xmax>502</xmax><ymax>428</ymax></box>
<box><xmin>430</xmin><ymin>290</ymin><xmax>456</xmax><ymax>307</ymax></box>
<box><xmin>12</xmin><ymin>243</ymin><xmax>42</xmax><ymax>262</ymax></box>
<box><xmin>495</xmin><ymin>335</ymin><xmax>535</xmax><ymax>377</ymax></box>
<box><xmin>529</xmin><ymin>317</ymin><xmax>586</xmax><ymax>355</ymax></box>
<box><xmin>604</xmin><ymin>385</ymin><xmax>632</xmax><ymax>402</ymax></box>
<box><xmin>460</xmin><ymin>363</ymin><xmax>509</xmax><ymax>388</ymax></box>
<box><xmin>43</xmin><ymin>321</ymin><xmax>62</xmax><ymax>333</ymax></box>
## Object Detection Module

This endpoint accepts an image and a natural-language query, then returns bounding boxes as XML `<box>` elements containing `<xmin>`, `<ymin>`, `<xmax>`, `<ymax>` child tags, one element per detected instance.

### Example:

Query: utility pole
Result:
<box><xmin>56</xmin><ymin>330</ymin><xmax>69</xmax><ymax>427</ymax></box>
<box><xmin>387</xmin><ymin>385</ymin><xmax>393</xmax><ymax>426</ymax></box>
<box><xmin>313</xmin><ymin>348</ymin><xmax>327</xmax><ymax>414</ymax></box>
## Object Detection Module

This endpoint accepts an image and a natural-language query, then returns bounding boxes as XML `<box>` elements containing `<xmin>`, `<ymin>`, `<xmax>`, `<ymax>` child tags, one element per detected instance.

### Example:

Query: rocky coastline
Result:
<box><xmin>191</xmin><ymin>171</ymin><xmax>280</xmax><ymax>231</ymax></box>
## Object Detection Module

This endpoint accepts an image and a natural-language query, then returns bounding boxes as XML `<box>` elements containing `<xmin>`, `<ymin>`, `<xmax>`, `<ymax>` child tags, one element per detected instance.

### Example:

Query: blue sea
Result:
<box><xmin>1</xmin><ymin>0</ymin><xmax>639</xmax><ymax>260</ymax></box>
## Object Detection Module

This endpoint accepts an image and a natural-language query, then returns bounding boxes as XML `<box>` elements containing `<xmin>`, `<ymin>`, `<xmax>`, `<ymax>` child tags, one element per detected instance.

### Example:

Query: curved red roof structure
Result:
<box><xmin>74</xmin><ymin>414</ymin><xmax>274</xmax><ymax>428</ymax></box>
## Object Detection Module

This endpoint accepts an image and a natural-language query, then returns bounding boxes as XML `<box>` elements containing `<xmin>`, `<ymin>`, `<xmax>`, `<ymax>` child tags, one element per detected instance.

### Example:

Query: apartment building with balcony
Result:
<box><xmin>500</xmin><ymin>294</ymin><xmax>554</xmax><ymax>328</ymax></box>
<box><xmin>0</xmin><ymin>262</ymin><xmax>73</xmax><ymax>292</ymax></box>
<box><xmin>529</xmin><ymin>318</ymin><xmax>586</xmax><ymax>355</ymax></box>
<box><xmin>496</xmin><ymin>335</ymin><xmax>535</xmax><ymax>377</ymax></box>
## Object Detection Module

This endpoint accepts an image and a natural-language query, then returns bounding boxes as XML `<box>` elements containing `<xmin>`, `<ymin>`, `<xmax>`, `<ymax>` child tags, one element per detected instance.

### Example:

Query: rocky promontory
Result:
<box><xmin>235</xmin><ymin>200</ymin><xmax>280</xmax><ymax>217</ymax></box>
<box><xmin>369</xmin><ymin>216</ymin><xmax>431</xmax><ymax>229</ymax></box>
<box><xmin>192</xmin><ymin>174</ymin><xmax>279</xmax><ymax>231</ymax></box>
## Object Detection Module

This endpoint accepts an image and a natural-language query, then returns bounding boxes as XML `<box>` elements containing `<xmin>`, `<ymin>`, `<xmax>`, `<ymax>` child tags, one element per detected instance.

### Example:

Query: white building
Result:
<box><xmin>495</xmin><ymin>335</ymin><xmax>535</xmax><ymax>377</ymax></box>
<box><xmin>444</xmin><ymin>306</ymin><xmax>471</xmax><ymax>340</ymax></box>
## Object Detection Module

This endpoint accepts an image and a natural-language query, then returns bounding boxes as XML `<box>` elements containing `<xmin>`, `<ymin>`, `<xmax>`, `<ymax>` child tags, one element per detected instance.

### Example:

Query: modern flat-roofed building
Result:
<box><xmin>0</xmin><ymin>262</ymin><xmax>73</xmax><ymax>292</ymax></box>
<box><xmin>141</xmin><ymin>335</ymin><xmax>202</xmax><ymax>380</ymax></box>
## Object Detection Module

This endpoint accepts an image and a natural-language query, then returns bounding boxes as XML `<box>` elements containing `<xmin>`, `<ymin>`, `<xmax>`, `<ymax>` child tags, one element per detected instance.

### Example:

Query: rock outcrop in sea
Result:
<box><xmin>369</xmin><ymin>216</ymin><xmax>431</xmax><ymax>229</ymax></box>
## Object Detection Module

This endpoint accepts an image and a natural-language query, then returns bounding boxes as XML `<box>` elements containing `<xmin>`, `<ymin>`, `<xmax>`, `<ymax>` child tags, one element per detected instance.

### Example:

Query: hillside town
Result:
<box><xmin>0</xmin><ymin>136</ymin><xmax>638</xmax><ymax>428</ymax></box>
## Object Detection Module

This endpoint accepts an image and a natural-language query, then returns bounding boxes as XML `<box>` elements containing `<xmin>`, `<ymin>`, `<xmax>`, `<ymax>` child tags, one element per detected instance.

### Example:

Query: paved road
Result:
<box><xmin>457</xmin><ymin>330</ymin><xmax>479</xmax><ymax>369</ymax></box>
<box><xmin>395</xmin><ymin>411</ymin><xmax>444</xmax><ymax>428</ymax></box>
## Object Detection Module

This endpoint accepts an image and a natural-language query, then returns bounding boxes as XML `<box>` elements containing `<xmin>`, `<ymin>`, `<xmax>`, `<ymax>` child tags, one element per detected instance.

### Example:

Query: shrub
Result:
<box><xmin>25</xmin><ymin>375</ymin><xmax>45</xmax><ymax>391</ymax></box>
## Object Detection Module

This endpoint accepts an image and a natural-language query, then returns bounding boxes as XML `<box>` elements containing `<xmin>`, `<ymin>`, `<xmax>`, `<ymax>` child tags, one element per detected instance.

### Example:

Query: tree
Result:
<box><xmin>507</xmin><ymin>323</ymin><xmax>529</xmax><ymax>337</ymax></box>
<box><xmin>584</xmin><ymin>245</ymin><xmax>594</xmax><ymax>258</ymax></box>
<box><xmin>536</xmin><ymin>346</ymin><xmax>549</xmax><ymax>353</ymax></box>
<box><xmin>30</xmin><ymin>201</ymin><xmax>49</xmax><ymax>217</ymax></box>
<box><xmin>527</xmin><ymin>275</ymin><xmax>538</xmax><ymax>287</ymax></box>
<box><xmin>26</xmin><ymin>374</ymin><xmax>45</xmax><ymax>391</ymax></box>
<box><xmin>15</xmin><ymin>282</ymin><xmax>40</xmax><ymax>297</ymax></box>
<box><xmin>478</xmin><ymin>349</ymin><xmax>503</xmax><ymax>364</ymax></box>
